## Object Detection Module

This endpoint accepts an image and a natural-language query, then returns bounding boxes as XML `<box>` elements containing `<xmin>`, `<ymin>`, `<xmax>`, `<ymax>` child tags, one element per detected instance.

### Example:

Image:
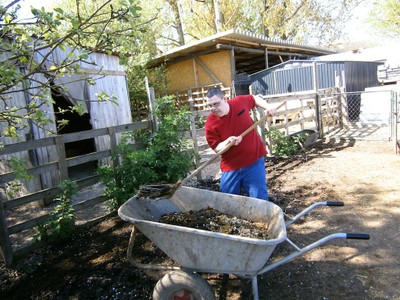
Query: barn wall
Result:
<box><xmin>0</xmin><ymin>82</ymin><xmax>44</xmax><ymax>199</ymax></box>
<box><xmin>1</xmin><ymin>44</ymin><xmax>132</xmax><ymax>197</ymax></box>
<box><xmin>29</xmin><ymin>73</ymin><xmax>59</xmax><ymax>191</ymax></box>
<box><xmin>166</xmin><ymin>59</ymin><xmax>195</xmax><ymax>89</ymax></box>
<box><xmin>87</xmin><ymin>74</ymin><xmax>132</xmax><ymax>153</ymax></box>
<box><xmin>38</xmin><ymin>47</ymin><xmax>132</xmax><ymax>156</ymax></box>
<box><xmin>166</xmin><ymin>51</ymin><xmax>232</xmax><ymax>90</ymax></box>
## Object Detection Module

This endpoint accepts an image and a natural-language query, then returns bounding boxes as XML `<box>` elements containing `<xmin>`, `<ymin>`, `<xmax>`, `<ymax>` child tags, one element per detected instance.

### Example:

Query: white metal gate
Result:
<box><xmin>392</xmin><ymin>90</ymin><xmax>399</xmax><ymax>154</ymax></box>
<box><xmin>325</xmin><ymin>88</ymin><xmax>399</xmax><ymax>153</ymax></box>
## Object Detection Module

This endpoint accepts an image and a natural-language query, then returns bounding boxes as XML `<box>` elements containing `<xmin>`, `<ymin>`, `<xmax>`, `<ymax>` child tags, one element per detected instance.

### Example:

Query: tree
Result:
<box><xmin>369</xmin><ymin>0</ymin><xmax>400</xmax><ymax>38</ymax></box>
<box><xmin>0</xmin><ymin>0</ymin><xmax>143</xmax><ymax>143</ymax></box>
<box><xmin>166</xmin><ymin>0</ymin><xmax>185</xmax><ymax>45</ymax></box>
<box><xmin>140</xmin><ymin>0</ymin><xmax>367</xmax><ymax>51</ymax></box>
<box><xmin>0</xmin><ymin>0</ymin><xmax>152</xmax><ymax>198</ymax></box>
<box><xmin>231</xmin><ymin>0</ymin><xmax>366</xmax><ymax>46</ymax></box>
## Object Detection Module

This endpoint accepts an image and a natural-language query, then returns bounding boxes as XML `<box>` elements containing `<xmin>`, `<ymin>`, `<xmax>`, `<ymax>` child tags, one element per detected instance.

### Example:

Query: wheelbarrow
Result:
<box><xmin>118</xmin><ymin>186</ymin><xmax>369</xmax><ymax>300</ymax></box>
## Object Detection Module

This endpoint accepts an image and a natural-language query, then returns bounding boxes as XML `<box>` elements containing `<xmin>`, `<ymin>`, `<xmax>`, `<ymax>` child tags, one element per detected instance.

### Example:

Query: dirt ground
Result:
<box><xmin>1</xmin><ymin>138</ymin><xmax>399</xmax><ymax>299</ymax></box>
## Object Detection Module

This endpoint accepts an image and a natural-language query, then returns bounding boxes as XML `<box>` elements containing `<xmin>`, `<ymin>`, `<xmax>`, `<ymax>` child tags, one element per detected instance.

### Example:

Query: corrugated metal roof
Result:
<box><xmin>313</xmin><ymin>43</ymin><xmax>400</xmax><ymax>64</ymax></box>
<box><xmin>221</xmin><ymin>29</ymin><xmax>334</xmax><ymax>53</ymax></box>
<box><xmin>148</xmin><ymin>28</ymin><xmax>336</xmax><ymax>71</ymax></box>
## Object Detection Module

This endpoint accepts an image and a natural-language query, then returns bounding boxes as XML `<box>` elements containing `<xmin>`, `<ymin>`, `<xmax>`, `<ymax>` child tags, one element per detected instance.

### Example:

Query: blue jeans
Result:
<box><xmin>220</xmin><ymin>157</ymin><xmax>268</xmax><ymax>200</ymax></box>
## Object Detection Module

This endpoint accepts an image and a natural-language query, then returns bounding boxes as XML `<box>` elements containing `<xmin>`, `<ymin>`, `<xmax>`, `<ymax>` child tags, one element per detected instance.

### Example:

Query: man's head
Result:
<box><xmin>206</xmin><ymin>88</ymin><xmax>229</xmax><ymax>117</ymax></box>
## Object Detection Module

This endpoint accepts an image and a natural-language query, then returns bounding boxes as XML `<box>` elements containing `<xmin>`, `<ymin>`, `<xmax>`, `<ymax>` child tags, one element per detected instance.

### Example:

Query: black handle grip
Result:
<box><xmin>346</xmin><ymin>233</ymin><xmax>370</xmax><ymax>240</ymax></box>
<box><xmin>326</xmin><ymin>201</ymin><xmax>344</xmax><ymax>206</ymax></box>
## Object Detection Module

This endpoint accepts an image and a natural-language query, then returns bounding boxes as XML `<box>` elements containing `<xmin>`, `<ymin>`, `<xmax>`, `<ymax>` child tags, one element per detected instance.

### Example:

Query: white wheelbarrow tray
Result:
<box><xmin>118</xmin><ymin>186</ymin><xmax>286</xmax><ymax>276</ymax></box>
<box><xmin>118</xmin><ymin>186</ymin><xmax>369</xmax><ymax>300</ymax></box>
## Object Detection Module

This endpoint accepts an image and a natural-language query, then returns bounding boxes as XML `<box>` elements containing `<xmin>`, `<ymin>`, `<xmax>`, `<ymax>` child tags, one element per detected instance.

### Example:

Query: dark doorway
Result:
<box><xmin>51</xmin><ymin>84</ymin><xmax>97</xmax><ymax>179</ymax></box>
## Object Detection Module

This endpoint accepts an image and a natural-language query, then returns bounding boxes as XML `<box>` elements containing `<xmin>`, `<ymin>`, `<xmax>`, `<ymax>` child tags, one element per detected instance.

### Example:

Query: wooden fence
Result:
<box><xmin>0</xmin><ymin>88</ymin><xmax>345</xmax><ymax>266</ymax></box>
<box><xmin>0</xmin><ymin>121</ymin><xmax>150</xmax><ymax>266</ymax></box>
<box><xmin>188</xmin><ymin>87</ymin><xmax>344</xmax><ymax>160</ymax></box>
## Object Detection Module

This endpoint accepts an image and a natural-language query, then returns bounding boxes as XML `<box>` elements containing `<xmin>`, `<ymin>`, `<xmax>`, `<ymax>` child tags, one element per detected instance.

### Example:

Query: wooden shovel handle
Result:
<box><xmin>176</xmin><ymin>100</ymin><xmax>287</xmax><ymax>188</ymax></box>
<box><xmin>239</xmin><ymin>99</ymin><xmax>287</xmax><ymax>138</ymax></box>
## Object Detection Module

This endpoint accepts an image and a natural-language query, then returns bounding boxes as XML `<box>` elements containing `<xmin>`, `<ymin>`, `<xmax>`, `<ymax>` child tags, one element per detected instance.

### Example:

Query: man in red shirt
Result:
<box><xmin>204</xmin><ymin>87</ymin><xmax>275</xmax><ymax>200</ymax></box>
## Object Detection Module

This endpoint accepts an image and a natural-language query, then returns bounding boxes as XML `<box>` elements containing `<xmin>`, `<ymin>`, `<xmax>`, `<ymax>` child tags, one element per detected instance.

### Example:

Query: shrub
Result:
<box><xmin>34</xmin><ymin>180</ymin><xmax>77</xmax><ymax>242</ymax></box>
<box><xmin>267</xmin><ymin>128</ymin><xmax>309</xmax><ymax>156</ymax></box>
<box><xmin>98</xmin><ymin>95</ymin><xmax>197</xmax><ymax>211</ymax></box>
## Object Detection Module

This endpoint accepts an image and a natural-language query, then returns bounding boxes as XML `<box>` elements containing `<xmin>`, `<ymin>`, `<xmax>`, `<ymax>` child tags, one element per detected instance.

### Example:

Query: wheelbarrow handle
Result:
<box><xmin>326</xmin><ymin>201</ymin><xmax>344</xmax><ymax>206</ymax></box>
<box><xmin>346</xmin><ymin>233</ymin><xmax>370</xmax><ymax>240</ymax></box>
<box><xmin>286</xmin><ymin>201</ymin><xmax>345</xmax><ymax>227</ymax></box>
<box><xmin>257</xmin><ymin>232</ymin><xmax>370</xmax><ymax>276</ymax></box>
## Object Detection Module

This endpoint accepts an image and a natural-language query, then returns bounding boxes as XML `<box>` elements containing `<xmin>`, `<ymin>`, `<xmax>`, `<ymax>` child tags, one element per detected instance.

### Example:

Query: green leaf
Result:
<box><xmin>54</xmin><ymin>7</ymin><xmax>64</xmax><ymax>14</ymax></box>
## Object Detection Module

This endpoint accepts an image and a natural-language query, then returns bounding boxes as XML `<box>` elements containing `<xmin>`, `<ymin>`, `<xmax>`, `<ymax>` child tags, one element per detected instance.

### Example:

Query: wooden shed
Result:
<box><xmin>0</xmin><ymin>45</ymin><xmax>132</xmax><ymax>198</ymax></box>
<box><xmin>147</xmin><ymin>28</ymin><xmax>335</xmax><ymax>104</ymax></box>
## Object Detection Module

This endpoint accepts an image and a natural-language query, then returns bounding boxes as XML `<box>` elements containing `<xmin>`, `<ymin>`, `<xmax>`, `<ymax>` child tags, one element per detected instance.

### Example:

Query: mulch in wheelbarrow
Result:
<box><xmin>159</xmin><ymin>207</ymin><xmax>270</xmax><ymax>240</ymax></box>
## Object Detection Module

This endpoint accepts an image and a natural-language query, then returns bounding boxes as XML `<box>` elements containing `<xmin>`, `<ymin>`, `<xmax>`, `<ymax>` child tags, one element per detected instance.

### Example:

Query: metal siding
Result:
<box><xmin>251</xmin><ymin>72</ymin><xmax>275</xmax><ymax>95</ymax></box>
<box><xmin>317</xmin><ymin>62</ymin><xmax>345</xmax><ymax>89</ymax></box>
<box><xmin>344</xmin><ymin>62</ymin><xmax>380</xmax><ymax>92</ymax></box>
<box><xmin>250</xmin><ymin>60</ymin><xmax>380</xmax><ymax>95</ymax></box>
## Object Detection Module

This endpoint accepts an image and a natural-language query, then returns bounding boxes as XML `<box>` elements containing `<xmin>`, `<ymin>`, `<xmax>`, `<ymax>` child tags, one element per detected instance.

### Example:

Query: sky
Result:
<box><xmin>342</xmin><ymin>0</ymin><xmax>377</xmax><ymax>45</ymax></box>
<box><xmin>17</xmin><ymin>0</ymin><xmax>57</xmax><ymax>20</ymax></box>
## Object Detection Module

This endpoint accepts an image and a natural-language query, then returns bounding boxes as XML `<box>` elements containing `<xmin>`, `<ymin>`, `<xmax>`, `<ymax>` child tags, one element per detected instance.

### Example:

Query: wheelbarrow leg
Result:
<box><xmin>251</xmin><ymin>275</ymin><xmax>259</xmax><ymax>300</ymax></box>
<box><xmin>127</xmin><ymin>225</ymin><xmax>179</xmax><ymax>271</ymax></box>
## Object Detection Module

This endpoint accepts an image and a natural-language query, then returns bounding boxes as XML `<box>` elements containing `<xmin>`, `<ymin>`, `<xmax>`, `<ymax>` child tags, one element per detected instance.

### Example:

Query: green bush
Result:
<box><xmin>34</xmin><ymin>180</ymin><xmax>77</xmax><ymax>242</ymax></box>
<box><xmin>267</xmin><ymin>128</ymin><xmax>309</xmax><ymax>156</ymax></box>
<box><xmin>98</xmin><ymin>95</ymin><xmax>197</xmax><ymax>211</ymax></box>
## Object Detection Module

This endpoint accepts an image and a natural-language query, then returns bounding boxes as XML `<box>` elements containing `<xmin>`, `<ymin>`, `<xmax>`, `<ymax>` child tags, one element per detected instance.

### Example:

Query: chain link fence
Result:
<box><xmin>325</xmin><ymin>90</ymin><xmax>398</xmax><ymax>146</ymax></box>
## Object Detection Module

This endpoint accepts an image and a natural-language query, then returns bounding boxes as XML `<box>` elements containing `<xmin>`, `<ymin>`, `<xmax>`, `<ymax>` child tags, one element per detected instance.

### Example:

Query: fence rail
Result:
<box><xmin>0</xmin><ymin>121</ymin><xmax>150</xmax><ymax>265</ymax></box>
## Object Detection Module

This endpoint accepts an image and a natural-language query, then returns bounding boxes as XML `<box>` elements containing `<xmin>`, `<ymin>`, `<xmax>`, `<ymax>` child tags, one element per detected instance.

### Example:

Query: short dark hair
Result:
<box><xmin>206</xmin><ymin>87</ymin><xmax>224</xmax><ymax>99</ymax></box>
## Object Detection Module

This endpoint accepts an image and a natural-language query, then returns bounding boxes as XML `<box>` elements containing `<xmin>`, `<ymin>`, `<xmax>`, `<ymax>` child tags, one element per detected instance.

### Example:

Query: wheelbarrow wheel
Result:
<box><xmin>152</xmin><ymin>270</ymin><xmax>215</xmax><ymax>300</ymax></box>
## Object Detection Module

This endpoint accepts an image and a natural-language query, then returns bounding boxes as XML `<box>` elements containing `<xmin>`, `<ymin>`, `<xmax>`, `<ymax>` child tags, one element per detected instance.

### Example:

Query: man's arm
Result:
<box><xmin>213</xmin><ymin>136</ymin><xmax>242</xmax><ymax>153</ymax></box>
<box><xmin>253</xmin><ymin>94</ymin><xmax>276</xmax><ymax>116</ymax></box>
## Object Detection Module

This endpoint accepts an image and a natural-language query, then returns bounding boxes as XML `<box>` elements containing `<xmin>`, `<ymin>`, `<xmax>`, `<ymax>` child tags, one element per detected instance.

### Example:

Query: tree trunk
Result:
<box><xmin>166</xmin><ymin>0</ymin><xmax>185</xmax><ymax>46</ymax></box>
<box><xmin>213</xmin><ymin>0</ymin><xmax>224</xmax><ymax>32</ymax></box>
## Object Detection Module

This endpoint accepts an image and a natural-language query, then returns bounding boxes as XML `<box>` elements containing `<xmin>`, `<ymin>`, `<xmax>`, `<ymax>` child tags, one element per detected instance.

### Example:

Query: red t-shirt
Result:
<box><xmin>205</xmin><ymin>95</ymin><xmax>267</xmax><ymax>172</ymax></box>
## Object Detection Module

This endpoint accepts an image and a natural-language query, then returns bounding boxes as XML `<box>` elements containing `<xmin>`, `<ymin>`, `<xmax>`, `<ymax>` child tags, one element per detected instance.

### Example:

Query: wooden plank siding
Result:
<box><xmin>1</xmin><ymin>45</ymin><xmax>133</xmax><ymax>202</ymax></box>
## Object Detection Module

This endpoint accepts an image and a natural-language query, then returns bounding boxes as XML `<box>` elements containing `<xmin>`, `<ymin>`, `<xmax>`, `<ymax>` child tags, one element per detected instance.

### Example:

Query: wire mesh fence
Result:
<box><xmin>325</xmin><ymin>90</ymin><xmax>397</xmax><ymax>144</ymax></box>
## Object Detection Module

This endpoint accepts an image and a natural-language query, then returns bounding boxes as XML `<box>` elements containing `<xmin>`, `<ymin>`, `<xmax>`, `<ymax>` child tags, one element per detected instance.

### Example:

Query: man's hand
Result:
<box><xmin>266</xmin><ymin>108</ymin><xmax>276</xmax><ymax>117</ymax></box>
<box><xmin>228</xmin><ymin>135</ymin><xmax>242</xmax><ymax>146</ymax></box>
<box><xmin>215</xmin><ymin>136</ymin><xmax>242</xmax><ymax>154</ymax></box>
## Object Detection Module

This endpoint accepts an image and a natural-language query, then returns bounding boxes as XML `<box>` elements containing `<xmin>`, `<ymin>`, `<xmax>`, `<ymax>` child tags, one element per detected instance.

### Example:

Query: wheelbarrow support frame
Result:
<box><xmin>118</xmin><ymin>188</ymin><xmax>369</xmax><ymax>300</ymax></box>
<box><xmin>250</xmin><ymin>202</ymin><xmax>369</xmax><ymax>300</ymax></box>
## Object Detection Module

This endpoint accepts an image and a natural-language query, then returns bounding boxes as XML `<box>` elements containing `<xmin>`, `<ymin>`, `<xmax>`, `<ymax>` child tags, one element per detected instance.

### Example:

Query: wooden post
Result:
<box><xmin>340</xmin><ymin>88</ymin><xmax>349</xmax><ymax>128</ymax></box>
<box><xmin>230</xmin><ymin>48</ymin><xmax>236</xmax><ymax>93</ymax></box>
<box><xmin>336</xmin><ymin>88</ymin><xmax>343</xmax><ymax>129</ymax></box>
<box><xmin>284</xmin><ymin>101</ymin><xmax>289</xmax><ymax>135</ymax></box>
<box><xmin>192</xmin><ymin>58</ymin><xmax>199</xmax><ymax>87</ymax></box>
<box><xmin>313</xmin><ymin>62</ymin><xmax>323</xmax><ymax>137</ymax></box>
<box><xmin>108</xmin><ymin>126</ymin><xmax>118</xmax><ymax>168</ymax></box>
<box><xmin>145</xmin><ymin>77</ymin><xmax>158</xmax><ymax>131</ymax></box>
<box><xmin>188</xmin><ymin>99</ymin><xmax>201</xmax><ymax>180</ymax></box>
<box><xmin>0</xmin><ymin>194</ymin><xmax>13</xmax><ymax>266</ymax></box>
<box><xmin>264</xmin><ymin>48</ymin><xmax>269</xmax><ymax>69</ymax></box>
<box><xmin>264</xmin><ymin>115</ymin><xmax>273</xmax><ymax>156</ymax></box>
<box><xmin>392</xmin><ymin>90</ymin><xmax>398</xmax><ymax>154</ymax></box>
<box><xmin>55</xmin><ymin>135</ymin><xmax>68</xmax><ymax>182</ymax></box>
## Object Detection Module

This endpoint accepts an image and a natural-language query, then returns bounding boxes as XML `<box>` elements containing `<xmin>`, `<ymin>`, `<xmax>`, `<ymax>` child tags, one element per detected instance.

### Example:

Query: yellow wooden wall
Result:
<box><xmin>166</xmin><ymin>51</ymin><xmax>232</xmax><ymax>91</ymax></box>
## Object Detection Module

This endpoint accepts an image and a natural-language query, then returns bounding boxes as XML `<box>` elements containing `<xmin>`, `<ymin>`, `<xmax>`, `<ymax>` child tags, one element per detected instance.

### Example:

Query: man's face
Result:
<box><xmin>207</xmin><ymin>95</ymin><xmax>228</xmax><ymax>117</ymax></box>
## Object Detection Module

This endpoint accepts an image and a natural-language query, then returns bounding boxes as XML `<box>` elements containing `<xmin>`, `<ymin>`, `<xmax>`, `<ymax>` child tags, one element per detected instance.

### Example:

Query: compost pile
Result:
<box><xmin>159</xmin><ymin>207</ymin><xmax>269</xmax><ymax>239</ymax></box>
